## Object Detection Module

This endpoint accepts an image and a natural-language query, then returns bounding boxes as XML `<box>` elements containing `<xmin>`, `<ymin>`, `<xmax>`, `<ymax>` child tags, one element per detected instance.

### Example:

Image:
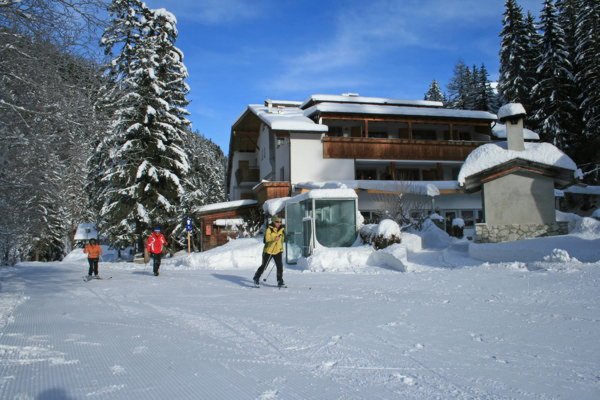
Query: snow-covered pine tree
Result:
<box><xmin>447</xmin><ymin>61</ymin><xmax>471</xmax><ymax>109</ymax></box>
<box><xmin>575</xmin><ymin>0</ymin><xmax>600</xmax><ymax>175</ymax></box>
<box><xmin>424</xmin><ymin>79</ymin><xmax>446</xmax><ymax>103</ymax></box>
<box><xmin>498</xmin><ymin>0</ymin><xmax>532</xmax><ymax>114</ymax></box>
<box><xmin>96</xmin><ymin>4</ymin><xmax>190</xmax><ymax>250</ymax></box>
<box><xmin>531</xmin><ymin>0</ymin><xmax>577</xmax><ymax>149</ymax></box>
<box><xmin>474</xmin><ymin>64</ymin><xmax>497</xmax><ymax>112</ymax></box>
<box><xmin>555</xmin><ymin>0</ymin><xmax>584</xmax><ymax>153</ymax></box>
<box><xmin>522</xmin><ymin>11</ymin><xmax>543</xmax><ymax>128</ymax></box>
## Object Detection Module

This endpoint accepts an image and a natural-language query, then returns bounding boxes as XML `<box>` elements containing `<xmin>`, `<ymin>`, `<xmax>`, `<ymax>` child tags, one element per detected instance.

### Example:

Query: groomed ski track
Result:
<box><xmin>0</xmin><ymin>261</ymin><xmax>599</xmax><ymax>399</ymax></box>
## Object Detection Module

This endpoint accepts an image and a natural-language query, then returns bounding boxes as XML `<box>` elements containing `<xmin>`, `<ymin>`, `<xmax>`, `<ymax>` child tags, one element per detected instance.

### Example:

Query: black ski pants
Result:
<box><xmin>151</xmin><ymin>253</ymin><xmax>162</xmax><ymax>273</ymax></box>
<box><xmin>254</xmin><ymin>252</ymin><xmax>283</xmax><ymax>283</ymax></box>
<box><xmin>87</xmin><ymin>258</ymin><xmax>99</xmax><ymax>276</ymax></box>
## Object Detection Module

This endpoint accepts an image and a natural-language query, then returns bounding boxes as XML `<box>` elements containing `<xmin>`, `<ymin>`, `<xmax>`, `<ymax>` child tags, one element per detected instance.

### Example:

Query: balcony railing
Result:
<box><xmin>235</xmin><ymin>167</ymin><xmax>259</xmax><ymax>185</ymax></box>
<box><xmin>322</xmin><ymin>137</ymin><xmax>486</xmax><ymax>161</ymax></box>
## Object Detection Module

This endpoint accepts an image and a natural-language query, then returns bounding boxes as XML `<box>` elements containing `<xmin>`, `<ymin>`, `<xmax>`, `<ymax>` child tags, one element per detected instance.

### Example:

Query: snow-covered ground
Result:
<box><xmin>1</xmin><ymin>220</ymin><xmax>600</xmax><ymax>399</ymax></box>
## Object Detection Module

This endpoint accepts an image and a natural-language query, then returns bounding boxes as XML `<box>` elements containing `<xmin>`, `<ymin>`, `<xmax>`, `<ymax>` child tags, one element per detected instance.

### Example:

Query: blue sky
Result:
<box><xmin>143</xmin><ymin>0</ymin><xmax>542</xmax><ymax>153</ymax></box>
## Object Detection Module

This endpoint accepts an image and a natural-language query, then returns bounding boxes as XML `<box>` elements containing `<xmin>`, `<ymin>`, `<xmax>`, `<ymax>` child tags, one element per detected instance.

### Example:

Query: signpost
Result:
<box><xmin>185</xmin><ymin>217</ymin><xmax>193</xmax><ymax>254</ymax></box>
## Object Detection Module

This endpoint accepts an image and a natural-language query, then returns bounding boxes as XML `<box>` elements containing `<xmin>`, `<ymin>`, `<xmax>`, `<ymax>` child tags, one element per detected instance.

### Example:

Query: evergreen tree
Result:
<box><xmin>96</xmin><ymin>3</ymin><xmax>190</xmax><ymax>249</ymax></box>
<box><xmin>424</xmin><ymin>79</ymin><xmax>446</xmax><ymax>103</ymax></box>
<box><xmin>522</xmin><ymin>11</ymin><xmax>543</xmax><ymax>128</ymax></box>
<box><xmin>498</xmin><ymin>0</ymin><xmax>532</xmax><ymax>113</ymax></box>
<box><xmin>531</xmin><ymin>0</ymin><xmax>577</xmax><ymax>149</ymax></box>
<box><xmin>556</xmin><ymin>0</ymin><xmax>584</xmax><ymax>149</ymax></box>
<box><xmin>447</xmin><ymin>61</ymin><xmax>471</xmax><ymax>109</ymax></box>
<box><xmin>474</xmin><ymin>64</ymin><xmax>497</xmax><ymax>112</ymax></box>
<box><xmin>575</xmin><ymin>0</ymin><xmax>600</xmax><ymax>174</ymax></box>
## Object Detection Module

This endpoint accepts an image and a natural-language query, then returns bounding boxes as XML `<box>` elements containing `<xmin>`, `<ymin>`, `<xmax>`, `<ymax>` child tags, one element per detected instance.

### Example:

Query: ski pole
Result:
<box><xmin>262</xmin><ymin>254</ymin><xmax>274</xmax><ymax>282</ymax></box>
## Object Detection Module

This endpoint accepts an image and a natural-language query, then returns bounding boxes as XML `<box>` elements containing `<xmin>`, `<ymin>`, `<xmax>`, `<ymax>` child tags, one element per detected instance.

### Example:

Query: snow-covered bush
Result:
<box><xmin>452</xmin><ymin>217</ymin><xmax>465</xmax><ymax>238</ymax></box>
<box><xmin>360</xmin><ymin>219</ymin><xmax>402</xmax><ymax>250</ymax></box>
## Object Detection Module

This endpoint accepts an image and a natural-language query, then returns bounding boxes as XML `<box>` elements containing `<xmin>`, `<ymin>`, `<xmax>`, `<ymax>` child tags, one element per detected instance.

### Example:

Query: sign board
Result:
<box><xmin>185</xmin><ymin>217</ymin><xmax>193</xmax><ymax>232</ymax></box>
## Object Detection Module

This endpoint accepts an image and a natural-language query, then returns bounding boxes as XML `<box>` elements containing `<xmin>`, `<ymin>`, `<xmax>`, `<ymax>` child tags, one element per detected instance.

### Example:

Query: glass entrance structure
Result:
<box><xmin>285</xmin><ymin>189</ymin><xmax>358</xmax><ymax>264</ymax></box>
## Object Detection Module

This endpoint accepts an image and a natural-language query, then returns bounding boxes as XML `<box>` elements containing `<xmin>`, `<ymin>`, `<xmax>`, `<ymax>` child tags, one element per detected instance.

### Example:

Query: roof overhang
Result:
<box><xmin>462</xmin><ymin>158</ymin><xmax>575</xmax><ymax>193</ymax></box>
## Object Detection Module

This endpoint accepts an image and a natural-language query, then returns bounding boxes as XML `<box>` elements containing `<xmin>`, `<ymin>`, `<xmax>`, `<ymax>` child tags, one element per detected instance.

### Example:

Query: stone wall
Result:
<box><xmin>475</xmin><ymin>221</ymin><xmax>569</xmax><ymax>243</ymax></box>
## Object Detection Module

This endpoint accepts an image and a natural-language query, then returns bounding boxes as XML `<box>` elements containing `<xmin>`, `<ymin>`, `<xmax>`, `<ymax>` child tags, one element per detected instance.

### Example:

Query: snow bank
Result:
<box><xmin>556</xmin><ymin>210</ymin><xmax>582</xmax><ymax>232</ymax></box>
<box><xmin>469</xmin><ymin>232</ymin><xmax>600</xmax><ymax>263</ymax></box>
<box><xmin>418</xmin><ymin>219</ymin><xmax>453</xmax><ymax>249</ymax></box>
<box><xmin>298</xmin><ymin>244</ymin><xmax>409</xmax><ymax>273</ymax></box>
<box><xmin>592</xmin><ymin>209</ymin><xmax>600</xmax><ymax>219</ymax></box>
<box><xmin>165</xmin><ymin>238</ymin><xmax>263</xmax><ymax>270</ymax></box>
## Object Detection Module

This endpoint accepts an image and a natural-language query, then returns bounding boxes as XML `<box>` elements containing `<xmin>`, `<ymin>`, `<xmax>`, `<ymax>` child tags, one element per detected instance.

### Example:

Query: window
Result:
<box><xmin>395</xmin><ymin>168</ymin><xmax>419</xmax><ymax>180</ymax></box>
<box><xmin>412</xmin><ymin>124</ymin><xmax>437</xmax><ymax>140</ymax></box>
<box><xmin>328</xmin><ymin>126</ymin><xmax>343</xmax><ymax>137</ymax></box>
<box><xmin>369</xmin><ymin>131</ymin><xmax>387</xmax><ymax>139</ymax></box>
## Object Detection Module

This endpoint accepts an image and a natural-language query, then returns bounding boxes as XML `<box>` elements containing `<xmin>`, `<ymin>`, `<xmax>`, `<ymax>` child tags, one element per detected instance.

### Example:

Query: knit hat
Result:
<box><xmin>153</xmin><ymin>226</ymin><xmax>161</xmax><ymax>232</ymax></box>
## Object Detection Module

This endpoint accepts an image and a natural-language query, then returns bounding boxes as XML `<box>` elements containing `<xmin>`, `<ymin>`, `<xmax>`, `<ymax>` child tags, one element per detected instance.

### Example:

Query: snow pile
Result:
<box><xmin>571</xmin><ymin>217</ymin><xmax>600</xmax><ymax>238</ymax></box>
<box><xmin>452</xmin><ymin>218</ymin><xmax>465</xmax><ymax>228</ymax></box>
<box><xmin>418</xmin><ymin>219</ymin><xmax>453</xmax><ymax>249</ymax></box>
<box><xmin>543</xmin><ymin>248</ymin><xmax>580</xmax><ymax>264</ymax></box>
<box><xmin>298</xmin><ymin>245</ymin><xmax>373</xmax><ymax>273</ymax></box>
<box><xmin>592</xmin><ymin>209</ymin><xmax>600</xmax><ymax>219</ymax></box>
<box><xmin>299</xmin><ymin>244</ymin><xmax>408</xmax><ymax>273</ymax></box>
<box><xmin>458</xmin><ymin>141</ymin><xmax>577</xmax><ymax>185</ymax></box>
<box><xmin>168</xmin><ymin>238</ymin><xmax>263</xmax><ymax>270</ymax></box>
<box><xmin>428</xmin><ymin>212</ymin><xmax>444</xmax><ymax>221</ymax></box>
<box><xmin>555</xmin><ymin>210</ymin><xmax>582</xmax><ymax>232</ymax></box>
<box><xmin>368</xmin><ymin>244</ymin><xmax>408</xmax><ymax>272</ymax></box>
<box><xmin>401</xmin><ymin>232</ymin><xmax>422</xmax><ymax>252</ymax></box>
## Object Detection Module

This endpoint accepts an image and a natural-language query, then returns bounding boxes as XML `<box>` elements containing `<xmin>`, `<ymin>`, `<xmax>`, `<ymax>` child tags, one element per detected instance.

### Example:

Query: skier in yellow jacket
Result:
<box><xmin>253</xmin><ymin>216</ymin><xmax>285</xmax><ymax>287</ymax></box>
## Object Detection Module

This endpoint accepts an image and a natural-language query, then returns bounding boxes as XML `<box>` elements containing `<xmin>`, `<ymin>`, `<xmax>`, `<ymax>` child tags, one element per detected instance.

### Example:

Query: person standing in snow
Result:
<box><xmin>253</xmin><ymin>216</ymin><xmax>285</xmax><ymax>287</ymax></box>
<box><xmin>146</xmin><ymin>227</ymin><xmax>168</xmax><ymax>276</ymax></box>
<box><xmin>84</xmin><ymin>238</ymin><xmax>102</xmax><ymax>279</ymax></box>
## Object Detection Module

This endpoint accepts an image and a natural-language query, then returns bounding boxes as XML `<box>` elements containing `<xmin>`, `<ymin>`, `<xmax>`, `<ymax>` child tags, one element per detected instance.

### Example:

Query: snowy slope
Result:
<box><xmin>0</xmin><ymin>231</ymin><xmax>599</xmax><ymax>399</ymax></box>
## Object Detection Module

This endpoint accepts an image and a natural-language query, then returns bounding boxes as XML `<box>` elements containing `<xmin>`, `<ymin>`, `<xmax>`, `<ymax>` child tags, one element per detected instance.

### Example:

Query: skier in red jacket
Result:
<box><xmin>146</xmin><ymin>227</ymin><xmax>167</xmax><ymax>276</ymax></box>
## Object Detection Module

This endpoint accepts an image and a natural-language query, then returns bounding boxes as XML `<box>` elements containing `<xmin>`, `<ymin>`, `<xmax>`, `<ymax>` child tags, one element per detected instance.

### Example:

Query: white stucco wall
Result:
<box><xmin>483</xmin><ymin>172</ymin><xmax>556</xmax><ymax>225</ymax></box>
<box><xmin>258</xmin><ymin>124</ymin><xmax>273</xmax><ymax>180</ymax></box>
<box><xmin>275</xmin><ymin>137</ymin><xmax>290</xmax><ymax>181</ymax></box>
<box><xmin>289</xmin><ymin>132</ymin><xmax>355</xmax><ymax>184</ymax></box>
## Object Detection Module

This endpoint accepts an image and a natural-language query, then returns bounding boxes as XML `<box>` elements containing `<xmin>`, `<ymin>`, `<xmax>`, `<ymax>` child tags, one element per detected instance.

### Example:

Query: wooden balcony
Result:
<box><xmin>235</xmin><ymin>167</ymin><xmax>259</xmax><ymax>185</ymax></box>
<box><xmin>322</xmin><ymin>137</ymin><xmax>486</xmax><ymax>161</ymax></box>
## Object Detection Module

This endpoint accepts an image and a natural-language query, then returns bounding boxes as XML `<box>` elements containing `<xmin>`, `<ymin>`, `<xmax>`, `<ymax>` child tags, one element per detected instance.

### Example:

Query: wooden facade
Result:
<box><xmin>253</xmin><ymin>181</ymin><xmax>292</xmax><ymax>204</ymax></box>
<box><xmin>197</xmin><ymin>205</ymin><xmax>259</xmax><ymax>252</ymax></box>
<box><xmin>322</xmin><ymin>137</ymin><xmax>483</xmax><ymax>161</ymax></box>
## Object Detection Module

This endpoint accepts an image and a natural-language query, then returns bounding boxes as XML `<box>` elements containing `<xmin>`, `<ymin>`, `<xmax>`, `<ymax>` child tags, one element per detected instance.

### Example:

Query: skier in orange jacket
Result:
<box><xmin>83</xmin><ymin>238</ymin><xmax>102</xmax><ymax>278</ymax></box>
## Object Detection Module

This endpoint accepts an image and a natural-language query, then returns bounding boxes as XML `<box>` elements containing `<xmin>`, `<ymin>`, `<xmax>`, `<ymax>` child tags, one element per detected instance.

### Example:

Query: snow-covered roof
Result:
<box><xmin>497</xmin><ymin>103</ymin><xmax>527</xmax><ymax>121</ymax></box>
<box><xmin>303</xmin><ymin>102</ymin><xmax>497</xmax><ymax>121</ymax></box>
<box><xmin>196</xmin><ymin>199</ymin><xmax>257</xmax><ymax>213</ymax></box>
<box><xmin>296</xmin><ymin>180</ymin><xmax>441</xmax><ymax>197</ymax></box>
<box><xmin>214</xmin><ymin>218</ymin><xmax>244</xmax><ymax>227</ymax></box>
<box><xmin>263</xmin><ymin>197</ymin><xmax>292</xmax><ymax>216</ymax></box>
<box><xmin>300</xmin><ymin>94</ymin><xmax>443</xmax><ymax>109</ymax></box>
<box><xmin>458</xmin><ymin>141</ymin><xmax>577</xmax><ymax>185</ymax></box>
<box><xmin>492</xmin><ymin>123</ymin><xmax>540</xmax><ymax>140</ymax></box>
<box><xmin>562</xmin><ymin>185</ymin><xmax>600</xmax><ymax>195</ymax></box>
<box><xmin>288</xmin><ymin>188</ymin><xmax>358</xmax><ymax>204</ymax></box>
<box><xmin>248</xmin><ymin>105</ymin><xmax>328</xmax><ymax>132</ymax></box>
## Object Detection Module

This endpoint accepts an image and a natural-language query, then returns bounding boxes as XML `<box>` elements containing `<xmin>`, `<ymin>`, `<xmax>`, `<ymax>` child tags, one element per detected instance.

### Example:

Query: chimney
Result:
<box><xmin>265</xmin><ymin>99</ymin><xmax>273</xmax><ymax>113</ymax></box>
<box><xmin>497</xmin><ymin>103</ymin><xmax>526</xmax><ymax>151</ymax></box>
